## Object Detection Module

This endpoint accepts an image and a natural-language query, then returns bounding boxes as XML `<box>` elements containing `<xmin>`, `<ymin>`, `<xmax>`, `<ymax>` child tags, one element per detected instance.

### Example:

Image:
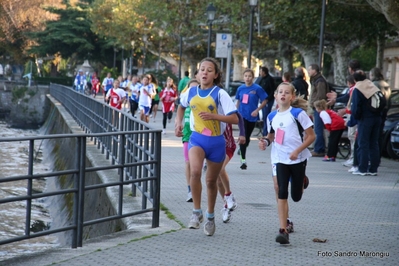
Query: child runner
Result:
<box><xmin>314</xmin><ymin>99</ymin><xmax>346</xmax><ymax>162</ymax></box>
<box><xmin>105</xmin><ymin>80</ymin><xmax>126</xmax><ymax>110</ymax></box>
<box><xmin>102</xmin><ymin>72</ymin><xmax>114</xmax><ymax>103</ymax></box>
<box><xmin>236</xmin><ymin>69</ymin><xmax>267</xmax><ymax>170</ymax></box>
<box><xmin>218</xmin><ymin>112</ymin><xmax>245</xmax><ymax>223</ymax></box>
<box><xmin>138</xmin><ymin>75</ymin><xmax>155</xmax><ymax>123</ymax></box>
<box><xmin>259</xmin><ymin>82</ymin><xmax>315</xmax><ymax>244</ymax></box>
<box><xmin>160</xmin><ymin>77</ymin><xmax>177</xmax><ymax>134</ymax></box>
<box><xmin>181</xmin><ymin>79</ymin><xmax>200</xmax><ymax>202</ymax></box>
<box><xmin>268</xmin><ymin>96</ymin><xmax>310</xmax><ymax>234</ymax></box>
<box><xmin>175</xmin><ymin>58</ymin><xmax>238</xmax><ymax>236</ymax></box>
<box><xmin>129</xmin><ymin>75</ymin><xmax>141</xmax><ymax>118</ymax></box>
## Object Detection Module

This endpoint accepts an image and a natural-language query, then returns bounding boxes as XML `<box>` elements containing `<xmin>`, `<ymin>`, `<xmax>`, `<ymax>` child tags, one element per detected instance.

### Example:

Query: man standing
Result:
<box><xmin>308</xmin><ymin>64</ymin><xmax>329</xmax><ymax>157</ymax></box>
<box><xmin>255</xmin><ymin>66</ymin><xmax>274</xmax><ymax>136</ymax></box>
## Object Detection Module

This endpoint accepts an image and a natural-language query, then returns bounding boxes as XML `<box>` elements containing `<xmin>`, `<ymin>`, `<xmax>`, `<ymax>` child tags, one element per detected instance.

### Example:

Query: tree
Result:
<box><xmin>28</xmin><ymin>0</ymin><xmax>115</xmax><ymax>76</ymax></box>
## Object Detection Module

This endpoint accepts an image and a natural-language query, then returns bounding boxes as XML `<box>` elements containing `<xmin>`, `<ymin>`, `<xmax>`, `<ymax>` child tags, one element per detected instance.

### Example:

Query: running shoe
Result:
<box><xmin>221</xmin><ymin>207</ymin><xmax>231</xmax><ymax>223</ymax></box>
<box><xmin>352</xmin><ymin>170</ymin><xmax>367</xmax><ymax>176</ymax></box>
<box><xmin>348</xmin><ymin>166</ymin><xmax>358</xmax><ymax>173</ymax></box>
<box><xmin>204</xmin><ymin>218</ymin><xmax>216</xmax><ymax>236</ymax></box>
<box><xmin>186</xmin><ymin>192</ymin><xmax>193</xmax><ymax>202</ymax></box>
<box><xmin>188</xmin><ymin>212</ymin><xmax>203</xmax><ymax>229</ymax></box>
<box><xmin>342</xmin><ymin>158</ymin><xmax>353</xmax><ymax>167</ymax></box>
<box><xmin>240</xmin><ymin>162</ymin><xmax>247</xmax><ymax>170</ymax></box>
<box><xmin>286</xmin><ymin>219</ymin><xmax>294</xmax><ymax>233</ymax></box>
<box><xmin>276</xmin><ymin>228</ymin><xmax>290</xmax><ymax>244</ymax></box>
<box><xmin>304</xmin><ymin>175</ymin><xmax>309</xmax><ymax>189</ymax></box>
<box><xmin>322</xmin><ymin>156</ymin><xmax>335</xmax><ymax>162</ymax></box>
<box><xmin>224</xmin><ymin>194</ymin><xmax>237</xmax><ymax>211</ymax></box>
<box><xmin>367</xmin><ymin>172</ymin><xmax>378</xmax><ymax>176</ymax></box>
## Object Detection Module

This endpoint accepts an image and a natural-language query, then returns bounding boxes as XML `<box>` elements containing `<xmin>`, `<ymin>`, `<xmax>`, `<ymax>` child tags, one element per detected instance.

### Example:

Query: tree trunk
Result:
<box><xmin>233</xmin><ymin>50</ymin><xmax>246</xmax><ymax>81</ymax></box>
<box><xmin>296</xmin><ymin>45</ymin><xmax>319</xmax><ymax>69</ymax></box>
<box><xmin>279</xmin><ymin>41</ymin><xmax>293</xmax><ymax>75</ymax></box>
<box><xmin>376</xmin><ymin>35</ymin><xmax>385</xmax><ymax>69</ymax></box>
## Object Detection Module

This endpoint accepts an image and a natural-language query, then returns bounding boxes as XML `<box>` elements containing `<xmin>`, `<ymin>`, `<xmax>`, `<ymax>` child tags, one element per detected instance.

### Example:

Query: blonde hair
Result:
<box><xmin>276</xmin><ymin>82</ymin><xmax>296</xmax><ymax>95</ymax></box>
<box><xmin>243</xmin><ymin>68</ymin><xmax>255</xmax><ymax>77</ymax></box>
<box><xmin>291</xmin><ymin>96</ymin><xmax>308</xmax><ymax>111</ymax></box>
<box><xmin>314</xmin><ymin>99</ymin><xmax>327</xmax><ymax>110</ymax></box>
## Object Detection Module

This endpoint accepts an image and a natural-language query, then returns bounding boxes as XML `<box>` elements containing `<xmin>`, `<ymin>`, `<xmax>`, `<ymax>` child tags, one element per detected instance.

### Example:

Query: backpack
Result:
<box><xmin>268</xmin><ymin>107</ymin><xmax>305</xmax><ymax>141</ymax></box>
<box><xmin>367</xmin><ymin>90</ymin><xmax>386</xmax><ymax>113</ymax></box>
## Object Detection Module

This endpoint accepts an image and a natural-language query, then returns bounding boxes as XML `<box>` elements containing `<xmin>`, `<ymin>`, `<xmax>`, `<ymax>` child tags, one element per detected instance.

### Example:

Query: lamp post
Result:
<box><xmin>318</xmin><ymin>0</ymin><xmax>327</xmax><ymax>69</ymax></box>
<box><xmin>142</xmin><ymin>34</ymin><xmax>148</xmax><ymax>75</ymax></box>
<box><xmin>247</xmin><ymin>0</ymin><xmax>258</xmax><ymax>69</ymax></box>
<box><xmin>206</xmin><ymin>3</ymin><xmax>216</xmax><ymax>57</ymax></box>
<box><xmin>130</xmin><ymin>41</ymin><xmax>135</xmax><ymax>74</ymax></box>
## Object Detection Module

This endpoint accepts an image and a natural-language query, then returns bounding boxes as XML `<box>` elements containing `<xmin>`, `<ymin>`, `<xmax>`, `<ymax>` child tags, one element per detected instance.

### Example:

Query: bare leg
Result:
<box><xmin>204</xmin><ymin>159</ymin><xmax>224</xmax><ymax>215</ymax></box>
<box><xmin>152</xmin><ymin>104</ymin><xmax>158</xmax><ymax>121</ymax></box>
<box><xmin>188</xmin><ymin>147</ymin><xmax>205</xmax><ymax>210</ymax></box>
<box><xmin>217</xmin><ymin>155</ymin><xmax>231</xmax><ymax>198</ymax></box>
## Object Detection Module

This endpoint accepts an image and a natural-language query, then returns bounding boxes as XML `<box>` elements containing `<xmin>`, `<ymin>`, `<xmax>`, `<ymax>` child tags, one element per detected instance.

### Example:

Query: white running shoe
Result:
<box><xmin>188</xmin><ymin>212</ymin><xmax>203</xmax><ymax>229</ymax></box>
<box><xmin>224</xmin><ymin>194</ymin><xmax>237</xmax><ymax>211</ymax></box>
<box><xmin>342</xmin><ymin>158</ymin><xmax>353</xmax><ymax>167</ymax></box>
<box><xmin>186</xmin><ymin>192</ymin><xmax>192</xmax><ymax>202</ymax></box>
<box><xmin>162</xmin><ymin>129</ymin><xmax>166</xmax><ymax>135</ymax></box>
<box><xmin>221</xmin><ymin>207</ymin><xmax>231</xmax><ymax>223</ymax></box>
<box><xmin>348</xmin><ymin>166</ymin><xmax>358</xmax><ymax>173</ymax></box>
<box><xmin>204</xmin><ymin>218</ymin><xmax>216</xmax><ymax>236</ymax></box>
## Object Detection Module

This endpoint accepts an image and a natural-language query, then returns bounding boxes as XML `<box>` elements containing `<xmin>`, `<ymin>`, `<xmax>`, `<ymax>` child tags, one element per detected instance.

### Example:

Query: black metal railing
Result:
<box><xmin>0</xmin><ymin>85</ymin><xmax>161</xmax><ymax>248</ymax></box>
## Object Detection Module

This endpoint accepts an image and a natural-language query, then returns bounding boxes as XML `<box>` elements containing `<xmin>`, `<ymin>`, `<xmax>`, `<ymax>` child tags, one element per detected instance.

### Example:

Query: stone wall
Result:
<box><xmin>0</xmin><ymin>81</ymin><xmax>50</xmax><ymax>128</ymax></box>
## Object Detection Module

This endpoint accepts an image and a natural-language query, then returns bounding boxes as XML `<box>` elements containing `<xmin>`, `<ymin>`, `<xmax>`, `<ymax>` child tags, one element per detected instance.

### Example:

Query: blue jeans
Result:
<box><xmin>262</xmin><ymin>99</ymin><xmax>274</xmax><ymax>136</ymax></box>
<box><xmin>313</xmin><ymin>108</ymin><xmax>325</xmax><ymax>153</ymax></box>
<box><xmin>356</xmin><ymin>117</ymin><xmax>381</xmax><ymax>173</ymax></box>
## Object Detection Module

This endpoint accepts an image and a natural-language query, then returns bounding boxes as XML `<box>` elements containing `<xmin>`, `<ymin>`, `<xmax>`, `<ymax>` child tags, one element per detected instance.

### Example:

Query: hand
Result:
<box><xmin>175</xmin><ymin>123</ymin><xmax>183</xmax><ymax>137</ymax></box>
<box><xmin>289</xmin><ymin>150</ymin><xmax>299</xmax><ymax>161</ymax></box>
<box><xmin>199</xmin><ymin>112</ymin><xmax>215</xmax><ymax>121</ymax></box>
<box><xmin>258</xmin><ymin>139</ymin><xmax>267</xmax><ymax>150</ymax></box>
<box><xmin>251</xmin><ymin>109</ymin><xmax>259</xmax><ymax>117</ymax></box>
<box><xmin>327</xmin><ymin>91</ymin><xmax>337</xmax><ymax>101</ymax></box>
<box><xmin>237</xmin><ymin>136</ymin><xmax>245</xmax><ymax>145</ymax></box>
<box><xmin>337</xmin><ymin>108</ymin><xmax>346</xmax><ymax>117</ymax></box>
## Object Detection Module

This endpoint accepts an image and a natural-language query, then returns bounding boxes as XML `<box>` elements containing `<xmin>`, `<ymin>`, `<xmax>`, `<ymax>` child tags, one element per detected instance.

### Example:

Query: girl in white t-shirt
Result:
<box><xmin>259</xmin><ymin>82</ymin><xmax>315</xmax><ymax>245</ymax></box>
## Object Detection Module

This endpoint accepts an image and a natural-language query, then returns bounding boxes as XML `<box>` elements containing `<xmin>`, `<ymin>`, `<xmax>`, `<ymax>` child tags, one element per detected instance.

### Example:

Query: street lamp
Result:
<box><xmin>142</xmin><ymin>34</ymin><xmax>148</xmax><ymax>75</ymax></box>
<box><xmin>247</xmin><ymin>0</ymin><xmax>258</xmax><ymax>69</ymax></box>
<box><xmin>206</xmin><ymin>3</ymin><xmax>216</xmax><ymax>57</ymax></box>
<box><xmin>130</xmin><ymin>40</ymin><xmax>135</xmax><ymax>74</ymax></box>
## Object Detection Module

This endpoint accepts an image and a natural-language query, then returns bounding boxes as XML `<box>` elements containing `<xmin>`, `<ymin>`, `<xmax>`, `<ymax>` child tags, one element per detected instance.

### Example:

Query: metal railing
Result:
<box><xmin>0</xmin><ymin>84</ymin><xmax>161</xmax><ymax>248</ymax></box>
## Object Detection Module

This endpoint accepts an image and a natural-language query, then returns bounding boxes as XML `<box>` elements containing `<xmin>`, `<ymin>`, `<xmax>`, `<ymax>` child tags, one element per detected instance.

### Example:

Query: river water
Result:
<box><xmin>0</xmin><ymin>121</ymin><xmax>59</xmax><ymax>261</ymax></box>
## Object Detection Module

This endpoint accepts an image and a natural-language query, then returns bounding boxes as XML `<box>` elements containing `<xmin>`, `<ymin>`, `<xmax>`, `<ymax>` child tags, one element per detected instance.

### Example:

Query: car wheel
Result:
<box><xmin>386</xmin><ymin>138</ymin><xmax>399</xmax><ymax>160</ymax></box>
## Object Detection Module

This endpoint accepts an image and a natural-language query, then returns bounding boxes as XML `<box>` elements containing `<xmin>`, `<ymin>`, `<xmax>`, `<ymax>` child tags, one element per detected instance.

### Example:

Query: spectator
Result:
<box><xmin>308</xmin><ymin>63</ymin><xmax>329</xmax><ymax>157</ymax></box>
<box><xmin>255</xmin><ymin>66</ymin><xmax>275</xmax><ymax>136</ymax></box>
<box><xmin>178</xmin><ymin>71</ymin><xmax>190</xmax><ymax>95</ymax></box>
<box><xmin>291</xmin><ymin>67</ymin><xmax>309</xmax><ymax>101</ymax></box>
<box><xmin>351</xmin><ymin>70</ymin><xmax>382</xmax><ymax>176</ymax></box>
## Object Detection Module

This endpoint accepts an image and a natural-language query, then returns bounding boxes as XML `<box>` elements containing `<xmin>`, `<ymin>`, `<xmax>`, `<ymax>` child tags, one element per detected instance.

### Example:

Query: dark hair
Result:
<box><xmin>348</xmin><ymin>59</ymin><xmax>360</xmax><ymax>72</ymax></box>
<box><xmin>309</xmin><ymin>64</ymin><xmax>320</xmax><ymax>73</ymax></box>
<box><xmin>369</xmin><ymin>67</ymin><xmax>384</xmax><ymax>81</ymax></box>
<box><xmin>283</xmin><ymin>72</ymin><xmax>292</xmax><ymax>82</ymax></box>
<box><xmin>184</xmin><ymin>71</ymin><xmax>189</xmax><ymax>77</ymax></box>
<box><xmin>146</xmin><ymin>73</ymin><xmax>158</xmax><ymax>86</ymax></box>
<box><xmin>261</xmin><ymin>66</ymin><xmax>269</xmax><ymax>75</ymax></box>
<box><xmin>199</xmin><ymin>57</ymin><xmax>222</xmax><ymax>87</ymax></box>
<box><xmin>346</xmin><ymin>75</ymin><xmax>355</xmax><ymax>85</ymax></box>
<box><xmin>353</xmin><ymin>70</ymin><xmax>367</xmax><ymax>82</ymax></box>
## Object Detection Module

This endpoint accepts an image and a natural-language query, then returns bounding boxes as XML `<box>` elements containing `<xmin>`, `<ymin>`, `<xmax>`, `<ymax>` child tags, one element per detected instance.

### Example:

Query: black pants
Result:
<box><xmin>163</xmin><ymin>112</ymin><xmax>173</xmax><ymax>129</ymax></box>
<box><xmin>130</xmin><ymin>100</ymin><xmax>138</xmax><ymax>116</ymax></box>
<box><xmin>276</xmin><ymin>161</ymin><xmax>306</xmax><ymax>201</ymax></box>
<box><xmin>327</xmin><ymin>129</ymin><xmax>344</xmax><ymax>158</ymax></box>
<box><xmin>239</xmin><ymin>119</ymin><xmax>256</xmax><ymax>160</ymax></box>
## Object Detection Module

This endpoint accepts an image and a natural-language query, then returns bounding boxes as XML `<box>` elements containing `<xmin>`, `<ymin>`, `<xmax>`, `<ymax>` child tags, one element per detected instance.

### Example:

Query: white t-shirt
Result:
<box><xmin>267</xmin><ymin>107</ymin><xmax>313</xmax><ymax>164</ymax></box>
<box><xmin>130</xmin><ymin>82</ymin><xmax>142</xmax><ymax>102</ymax></box>
<box><xmin>319</xmin><ymin>110</ymin><xmax>332</xmax><ymax>124</ymax></box>
<box><xmin>106</xmin><ymin>87</ymin><xmax>126</xmax><ymax>100</ymax></box>
<box><xmin>138</xmin><ymin>84</ymin><xmax>154</xmax><ymax>107</ymax></box>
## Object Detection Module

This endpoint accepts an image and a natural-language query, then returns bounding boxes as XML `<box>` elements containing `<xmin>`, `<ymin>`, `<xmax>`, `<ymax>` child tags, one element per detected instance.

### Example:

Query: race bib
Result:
<box><xmin>275</xmin><ymin>128</ymin><xmax>285</xmax><ymax>145</ymax></box>
<box><xmin>242</xmin><ymin>94</ymin><xmax>249</xmax><ymax>104</ymax></box>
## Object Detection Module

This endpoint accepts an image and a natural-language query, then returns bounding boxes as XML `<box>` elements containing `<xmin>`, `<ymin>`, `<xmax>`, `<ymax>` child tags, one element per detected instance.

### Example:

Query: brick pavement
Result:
<box><xmin>3</xmin><ymin>114</ymin><xmax>399</xmax><ymax>266</ymax></box>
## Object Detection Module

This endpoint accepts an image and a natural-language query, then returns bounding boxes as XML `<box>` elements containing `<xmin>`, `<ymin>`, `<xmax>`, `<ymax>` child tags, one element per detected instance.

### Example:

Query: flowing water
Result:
<box><xmin>0</xmin><ymin>121</ymin><xmax>59</xmax><ymax>260</ymax></box>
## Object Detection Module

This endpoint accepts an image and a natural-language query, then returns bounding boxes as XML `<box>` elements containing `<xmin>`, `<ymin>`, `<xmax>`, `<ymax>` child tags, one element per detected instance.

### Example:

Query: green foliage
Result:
<box><xmin>99</xmin><ymin>67</ymin><xmax>119</xmax><ymax>82</ymax></box>
<box><xmin>350</xmin><ymin>45</ymin><xmax>377</xmax><ymax>71</ymax></box>
<box><xmin>11</xmin><ymin>87</ymin><xmax>29</xmax><ymax>103</ymax></box>
<box><xmin>34</xmin><ymin>76</ymin><xmax>73</xmax><ymax>86</ymax></box>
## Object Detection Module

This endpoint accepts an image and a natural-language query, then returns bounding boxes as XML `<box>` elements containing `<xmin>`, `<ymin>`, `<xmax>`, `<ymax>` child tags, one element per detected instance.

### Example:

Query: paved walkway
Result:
<box><xmin>3</xmin><ymin>114</ymin><xmax>399</xmax><ymax>266</ymax></box>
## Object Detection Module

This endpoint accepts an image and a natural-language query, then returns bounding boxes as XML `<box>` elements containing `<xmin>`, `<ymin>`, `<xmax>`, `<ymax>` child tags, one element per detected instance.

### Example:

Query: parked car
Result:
<box><xmin>390</xmin><ymin>121</ymin><xmax>399</xmax><ymax>157</ymax></box>
<box><xmin>381</xmin><ymin>88</ymin><xmax>399</xmax><ymax>159</ymax></box>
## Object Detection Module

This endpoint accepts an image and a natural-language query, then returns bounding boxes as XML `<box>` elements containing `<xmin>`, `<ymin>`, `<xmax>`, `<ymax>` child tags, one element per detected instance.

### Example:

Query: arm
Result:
<box><xmin>290</xmin><ymin>126</ymin><xmax>316</xmax><ymax>160</ymax></box>
<box><xmin>199</xmin><ymin>112</ymin><xmax>239</xmax><ymax>124</ymax></box>
<box><xmin>258</xmin><ymin>132</ymin><xmax>275</xmax><ymax>151</ymax></box>
<box><xmin>174</xmin><ymin>105</ymin><xmax>186</xmax><ymax>137</ymax></box>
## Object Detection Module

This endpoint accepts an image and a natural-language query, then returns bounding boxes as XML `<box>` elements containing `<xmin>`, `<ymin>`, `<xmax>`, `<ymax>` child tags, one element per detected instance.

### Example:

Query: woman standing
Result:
<box><xmin>235</xmin><ymin>69</ymin><xmax>267</xmax><ymax>169</ymax></box>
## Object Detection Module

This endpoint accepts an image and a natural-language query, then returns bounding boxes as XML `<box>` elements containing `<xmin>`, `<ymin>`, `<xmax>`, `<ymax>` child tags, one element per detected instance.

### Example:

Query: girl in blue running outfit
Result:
<box><xmin>175</xmin><ymin>58</ymin><xmax>239</xmax><ymax>236</ymax></box>
<box><xmin>259</xmin><ymin>82</ymin><xmax>315</xmax><ymax>245</ymax></box>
